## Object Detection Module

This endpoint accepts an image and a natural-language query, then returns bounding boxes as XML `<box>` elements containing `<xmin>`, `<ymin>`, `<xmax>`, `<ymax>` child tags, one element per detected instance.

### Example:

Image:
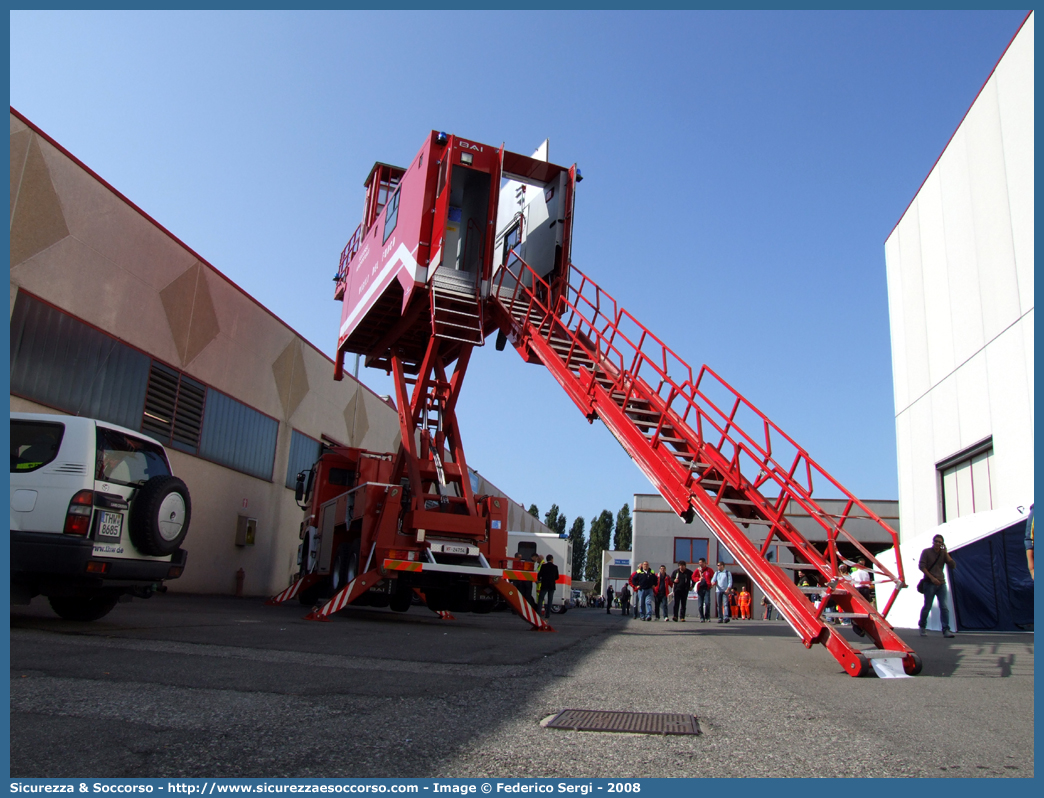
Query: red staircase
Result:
<box><xmin>489</xmin><ymin>258</ymin><xmax>921</xmax><ymax>677</ymax></box>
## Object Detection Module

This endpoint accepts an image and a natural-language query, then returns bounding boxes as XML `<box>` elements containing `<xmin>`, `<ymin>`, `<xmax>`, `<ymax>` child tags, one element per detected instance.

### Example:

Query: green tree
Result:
<box><xmin>614</xmin><ymin>503</ymin><xmax>632</xmax><ymax>551</ymax></box>
<box><xmin>527</xmin><ymin>504</ymin><xmax>539</xmax><ymax>519</ymax></box>
<box><xmin>568</xmin><ymin>517</ymin><xmax>586</xmax><ymax>580</ymax></box>
<box><xmin>544</xmin><ymin>503</ymin><xmax>567</xmax><ymax>537</ymax></box>
<box><xmin>585</xmin><ymin>509</ymin><xmax>614</xmax><ymax>582</ymax></box>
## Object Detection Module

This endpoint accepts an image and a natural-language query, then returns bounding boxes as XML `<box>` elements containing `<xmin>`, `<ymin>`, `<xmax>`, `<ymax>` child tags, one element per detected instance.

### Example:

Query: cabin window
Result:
<box><xmin>502</xmin><ymin>221</ymin><xmax>522</xmax><ymax>266</ymax></box>
<box><xmin>383</xmin><ymin>188</ymin><xmax>400</xmax><ymax>244</ymax></box>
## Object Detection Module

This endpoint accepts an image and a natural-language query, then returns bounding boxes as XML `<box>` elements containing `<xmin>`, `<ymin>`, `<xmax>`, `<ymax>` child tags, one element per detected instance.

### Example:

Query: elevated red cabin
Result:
<box><xmin>333</xmin><ymin>132</ymin><xmax>578</xmax><ymax>375</ymax></box>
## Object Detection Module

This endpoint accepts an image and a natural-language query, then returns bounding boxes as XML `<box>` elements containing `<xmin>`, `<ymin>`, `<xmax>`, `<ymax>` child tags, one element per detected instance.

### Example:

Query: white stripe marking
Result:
<box><xmin>339</xmin><ymin>243</ymin><xmax>419</xmax><ymax>338</ymax></box>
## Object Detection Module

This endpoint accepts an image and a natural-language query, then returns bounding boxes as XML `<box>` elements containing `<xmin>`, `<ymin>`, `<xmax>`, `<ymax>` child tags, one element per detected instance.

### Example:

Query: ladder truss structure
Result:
<box><xmin>490</xmin><ymin>257</ymin><xmax>921</xmax><ymax>677</ymax></box>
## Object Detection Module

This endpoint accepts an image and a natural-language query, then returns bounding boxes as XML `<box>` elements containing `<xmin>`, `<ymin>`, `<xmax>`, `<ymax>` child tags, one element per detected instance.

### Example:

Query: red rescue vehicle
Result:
<box><xmin>268</xmin><ymin>133</ymin><xmax>575</xmax><ymax>629</ymax></box>
<box><xmin>270</xmin><ymin>130</ymin><xmax>922</xmax><ymax>675</ymax></box>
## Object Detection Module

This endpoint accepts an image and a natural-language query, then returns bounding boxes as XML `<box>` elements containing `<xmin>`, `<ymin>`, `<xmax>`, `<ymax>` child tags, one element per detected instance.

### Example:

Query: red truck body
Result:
<box><xmin>270</xmin><ymin>129</ymin><xmax>920</xmax><ymax>676</ymax></box>
<box><xmin>269</xmin><ymin>132</ymin><xmax>578</xmax><ymax>629</ymax></box>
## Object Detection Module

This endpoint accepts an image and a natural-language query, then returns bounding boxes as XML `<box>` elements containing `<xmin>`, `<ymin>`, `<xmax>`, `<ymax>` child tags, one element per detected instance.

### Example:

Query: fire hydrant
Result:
<box><xmin>235</xmin><ymin>568</ymin><xmax>245</xmax><ymax>597</ymax></box>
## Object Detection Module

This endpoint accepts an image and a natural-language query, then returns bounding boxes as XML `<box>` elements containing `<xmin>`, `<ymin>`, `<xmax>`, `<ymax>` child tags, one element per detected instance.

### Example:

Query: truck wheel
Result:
<box><xmin>48</xmin><ymin>594</ymin><xmax>119</xmax><ymax>622</ymax></box>
<box><xmin>297</xmin><ymin>580</ymin><xmax>324</xmax><ymax>606</ymax></box>
<box><xmin>389</xmin><ymin>587</ymin><xmax>412</xmax><ymax>613</ymax></box>
<box><xmin>331</xmin><ymin>539</ymin><xmax>359</xmax><ymax>594</ymax></box>
<box><xmin>129</xmin><ymin>476</ymin><xmax>191</xmax><ymax>556</ymax></box>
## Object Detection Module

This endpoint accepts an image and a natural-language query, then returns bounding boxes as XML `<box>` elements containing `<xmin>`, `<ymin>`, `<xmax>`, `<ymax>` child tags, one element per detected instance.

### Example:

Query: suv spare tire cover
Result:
<box><xmin>130</xmin><ymin>475</ymin><xmax>191</xmax><ymax>556</ymax></box>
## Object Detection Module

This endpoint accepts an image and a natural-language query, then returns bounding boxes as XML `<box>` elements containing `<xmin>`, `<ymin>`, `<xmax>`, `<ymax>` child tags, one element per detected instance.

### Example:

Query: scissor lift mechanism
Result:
<box><xmin>272</xmin><ymin>130</ymin><xmax>919</xmax><ymax>674</ymax></box>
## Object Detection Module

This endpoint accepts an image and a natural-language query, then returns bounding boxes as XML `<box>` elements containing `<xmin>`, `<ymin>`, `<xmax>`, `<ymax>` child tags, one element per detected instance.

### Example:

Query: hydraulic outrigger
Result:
<box><xmin>269</xmin><ymin>130</ymin><xmax>920</xmax><ymax>675</ymax></box>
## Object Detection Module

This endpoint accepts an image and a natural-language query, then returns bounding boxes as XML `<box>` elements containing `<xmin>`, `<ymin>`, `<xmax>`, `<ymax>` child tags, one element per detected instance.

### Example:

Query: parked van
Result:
<box><xmin>10</xmin><ymin>413</ymin><xmax>191</xmax><ymax>621</ymax></box>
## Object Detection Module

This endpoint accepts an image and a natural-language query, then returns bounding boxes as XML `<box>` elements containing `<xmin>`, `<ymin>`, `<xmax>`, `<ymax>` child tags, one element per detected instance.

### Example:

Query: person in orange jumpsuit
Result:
<box><xmin>728</xmin><ymin>588</ymin><xmax>740</xmax><ymax>620</ymax></box>
<box><xmin>737</xmin><ymin>586</ymin><xmax>752</xmax><ymax>619</ymax></box>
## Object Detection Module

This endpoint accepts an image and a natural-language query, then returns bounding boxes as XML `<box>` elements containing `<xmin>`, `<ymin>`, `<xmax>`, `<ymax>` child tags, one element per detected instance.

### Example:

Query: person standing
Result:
<box><xmin>628</xmin><ymin>567</ymin><xmax>641</xmax><ymax>618</ymax></box>
<box><xmin>634</xmin><ymin>561</ymin><xmax>656</xmax><ymax>621</ymax></box>
<box><xmin>714</xmin><ymin>562</ymin><xmax>733</xmax><ymax>623</ymax></box>
<box><xmin>852</xmin><ymin>558</ymin><xmax>875</xmax><ymax>606</ymax></box>
<box><xmin>737</xmin><ymin>586</ymin><xmax>752</xmax><ymax>619</ymax></box>
<box><xmin>918</xmin><ymin>534</ymin><xmax>956</xmax><ymax>638</ymax></box>
<box><xmin>511</xmin><ymin>550</ymin><xmax>535</xmax><ymax>608</ymax></box>
<box><xmin>695</xmin><ymin>558</ymin><xmax>714</xmax><ymax>622</ymax></box>
<box><xmin>670</xmin><ymin>561</ymin><xmax>695</xmax><ymax>622</ymax></box>
<box><xmin>653</xmin><ymin>565</ymin><xmax>673</xmax><ymax>621</ymax></box>
<box><xmin>619</xmin><ymin>583</ymin><xmax>631</xmax><ymax>616</ymax></box>
<box><xmin>536</xmin><ymin>554</ymin><xmax>560</xmax><ymax>619</ymax></box>
<box><xmin>761</xmin><ymin>594</ymin><xmax>774</xmax><ymax>621</ymax></box>
<box><xmin>798</xmin><ymin>571</ymin><xmax>820</xmax><ymax>605</ymax></box>
<box><xmin>605</xmin><ymin>584</ymin><xmax>615</xmax><ymax>615</ymax></box>
<box><xmin>1026</xmin><ymin>503</ymin><xmax>1034</xmax><ymax>580</ymax></box>
<box><xmin>728</xmin><ymin>587</ymin><xmax>739</xmax><ymax>620</ymax></box>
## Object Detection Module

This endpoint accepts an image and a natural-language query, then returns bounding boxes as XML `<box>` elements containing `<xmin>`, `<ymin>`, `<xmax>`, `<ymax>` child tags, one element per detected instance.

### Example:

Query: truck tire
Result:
<box><xmin>331</xmin><ymin>539</ymin><xmax>359</xmax><ymax>595</ymax></box>
<box><xmin>49</xmin><ymin>594</ymin><xmax>120</xmax><ymax>622</ymax></box>
<box><xmin>129</xmin><ymin>476</ymin><xmax>191</xmax><ymax>556</ymax></box>
<box><xmin>389</xmin><ymin>586</ymin><xmax>412</xmax><ymax>613</ymax></box>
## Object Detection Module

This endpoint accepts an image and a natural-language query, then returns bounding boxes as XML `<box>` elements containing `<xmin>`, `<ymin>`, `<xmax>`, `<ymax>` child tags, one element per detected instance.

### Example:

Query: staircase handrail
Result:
<box><xmin>336</xmin><ymin>224</ymin><xmax>364</xmax><ymax>292</ymax></box>
<box><xmin>492</xmin><ymin>257</ymin><xmax>906</xmax><ymax>616</ymax></box>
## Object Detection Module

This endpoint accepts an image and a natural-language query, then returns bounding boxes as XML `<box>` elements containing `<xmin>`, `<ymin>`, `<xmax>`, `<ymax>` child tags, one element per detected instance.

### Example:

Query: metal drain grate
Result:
<box><xmin>547</xmin><ymin>709</ymin><xmax>700</xmax><ymax>735</ymax></box>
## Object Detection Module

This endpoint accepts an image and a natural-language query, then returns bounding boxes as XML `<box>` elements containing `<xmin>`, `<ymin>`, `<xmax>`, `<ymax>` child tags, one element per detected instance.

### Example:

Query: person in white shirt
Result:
<box><xmin>713</xmin><ymin>562</ymin><xmax>732</xmax><ymax>624</ymax></box>
<box><xmin>852</xmin><ymin>558</ymin><xmax>874</xmax><ymax>606</ymax></box>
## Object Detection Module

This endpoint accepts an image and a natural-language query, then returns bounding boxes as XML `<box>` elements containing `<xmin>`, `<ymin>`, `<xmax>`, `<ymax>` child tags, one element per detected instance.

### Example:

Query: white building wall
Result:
<box><xmin>885</xmin><ymin>13</ymin><xmax>1034</xmax><ymax>540</ymax></box>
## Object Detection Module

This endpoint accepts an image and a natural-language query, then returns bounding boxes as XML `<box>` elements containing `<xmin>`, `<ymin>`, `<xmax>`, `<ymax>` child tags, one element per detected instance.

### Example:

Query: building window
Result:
<box><xmin>718</xmin><ymin>543</ymin><xmax>736</xmax><ymax>565</ymax></box>
<box><xmin>141</xmin><ymin>361</ymin><xmax>206</xmax><ymax>454</ymax></box>
<box><xmin>285</xmin><ymin>429</ymin><xmax>323</xmax><ymax>489</ymax></box>
<box><xmin>674</xmin><ymin>537</ymin><xmax>709</xmax><ymax>565</ymax></box>
<box><xmin>939</xmin><ymin>439</ymin><xmax>995</xmax><ymax>523</ymax></box>
<box><xmin>198</xmin><ymin>389</ymin><xmax>279</xmax><ymax>481</ymax></box>
<box><xmin>10</xmin><ymin>292</ymin><xmax>151</xmax><ymax>431</ymax></box>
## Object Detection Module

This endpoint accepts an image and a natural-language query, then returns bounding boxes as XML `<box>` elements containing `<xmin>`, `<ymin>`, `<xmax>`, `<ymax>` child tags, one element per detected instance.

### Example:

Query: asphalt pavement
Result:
<box><xmin>9</xmin><ymin>594</ymin><xmax>1034</xmax><ymax>778</ymax></box>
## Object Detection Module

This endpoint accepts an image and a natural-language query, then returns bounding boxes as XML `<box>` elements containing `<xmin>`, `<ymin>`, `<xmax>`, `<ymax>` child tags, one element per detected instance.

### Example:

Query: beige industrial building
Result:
<box><xmin>9</xmin><ymin>108</ymin><xmax>551</xmax><ymax>597</ymax></box>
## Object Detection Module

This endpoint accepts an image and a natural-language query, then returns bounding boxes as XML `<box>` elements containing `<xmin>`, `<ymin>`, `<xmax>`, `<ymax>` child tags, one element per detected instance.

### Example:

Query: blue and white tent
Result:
<box><xmin>876</xmin><ymin>504</ymin><xmax>1034</xmax><ymax>632</ymax></box>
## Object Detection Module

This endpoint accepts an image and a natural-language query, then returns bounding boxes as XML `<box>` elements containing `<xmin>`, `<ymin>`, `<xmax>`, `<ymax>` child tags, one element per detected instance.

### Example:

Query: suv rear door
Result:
<box><xmin>92</xmin><ymin>425</ymin><xmax>174</xmax><ymax>561</ymax></box>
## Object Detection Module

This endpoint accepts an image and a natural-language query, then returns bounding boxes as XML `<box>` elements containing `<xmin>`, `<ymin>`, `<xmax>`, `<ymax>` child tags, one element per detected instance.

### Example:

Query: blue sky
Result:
<box><xmin>9</xmin><ymin>10</ymin><xmax>1029</xmax><ymax>536</ymax></box>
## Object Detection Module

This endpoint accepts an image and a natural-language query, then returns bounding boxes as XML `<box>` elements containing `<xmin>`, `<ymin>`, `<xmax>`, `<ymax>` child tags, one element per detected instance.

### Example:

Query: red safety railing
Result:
<box><xmin>335</xmin><ymin>224</ymin><xmax>364</xmax><ymax>300</ymax></box>
<box><xmin>491</xmin><ymin>255</ymin><xmax>919</xmax><ymax>676</ymax></box>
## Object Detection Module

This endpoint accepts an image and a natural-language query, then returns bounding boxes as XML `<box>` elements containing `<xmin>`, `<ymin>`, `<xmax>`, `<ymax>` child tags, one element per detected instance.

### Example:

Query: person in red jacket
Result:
<box><xmin>694</xmin><ymin>558</ymin><xmax>715</xmax><ymax>621</ymax></box>
<box><xmin>653</xmin><ymin>565</ymin><xmax>673</xmax><ymax>621</ymax></box>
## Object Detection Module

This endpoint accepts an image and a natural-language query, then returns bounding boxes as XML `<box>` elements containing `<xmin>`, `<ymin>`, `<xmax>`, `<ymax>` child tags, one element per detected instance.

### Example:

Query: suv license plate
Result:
<box><xmin>97</xmin><ymin>510</ymin><xmax>123</xmax><ymax>540</ymax></box>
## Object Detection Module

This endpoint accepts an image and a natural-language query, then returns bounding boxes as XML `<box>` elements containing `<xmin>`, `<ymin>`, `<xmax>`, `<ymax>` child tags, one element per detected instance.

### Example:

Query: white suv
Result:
<box><xmin>10</xmin><ymin>413</ymin><xmax>191</xmax><ymax>621</ymax></box>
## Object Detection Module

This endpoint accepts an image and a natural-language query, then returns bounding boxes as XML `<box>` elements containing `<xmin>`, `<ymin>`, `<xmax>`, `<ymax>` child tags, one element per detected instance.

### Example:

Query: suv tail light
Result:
<box><xmin>64</xmin><ymin>490</ymin><xmax>94</xmax><ymax>536</ymax></box>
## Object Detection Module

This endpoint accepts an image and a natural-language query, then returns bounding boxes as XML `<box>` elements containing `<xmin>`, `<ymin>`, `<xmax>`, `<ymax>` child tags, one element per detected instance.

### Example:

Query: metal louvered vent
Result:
<box><xmin>171</xmin><ymin>376</ymin><xmax>205</xmax><ymax>450</ymax></box>
<box><xmin>142</xmin><ymin>363</ymin><xmax>179</xmax><ymax>440</ymax></box>
<box><xmin>52</xmin><ymin>463</ymin><xmax>87</xmax><ymax>475</ymax></box>
<box><xmin>142</xmin><ymin>362</ymin><xmax>205</xmax><ymax>453</ymax></box>
<box><xmin>546</xmin><ymin>710</ymin><xmax>700</xmax><ymax>736</ymax></box>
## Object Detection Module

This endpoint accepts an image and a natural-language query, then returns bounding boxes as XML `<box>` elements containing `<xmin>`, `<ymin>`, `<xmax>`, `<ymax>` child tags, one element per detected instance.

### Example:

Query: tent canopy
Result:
<box><xmin>875</xmin><ymin>504</ymin><xmax>1033</xmax><ymax>632</ymax></box>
